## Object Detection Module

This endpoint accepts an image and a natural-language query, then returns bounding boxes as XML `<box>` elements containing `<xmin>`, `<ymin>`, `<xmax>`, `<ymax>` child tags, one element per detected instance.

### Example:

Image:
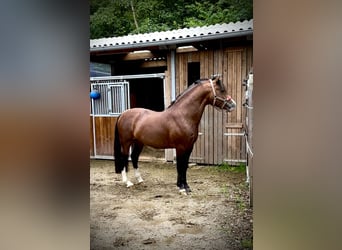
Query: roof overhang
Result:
<box><xmin>90</xmin><ymin>30</ymin><xmax>252</xmax><ymax>53</ymax></box>
<box><xmin>90</xmin><ymin>20</ymin><xmax>253</xmax><ymax>54</ymax></box>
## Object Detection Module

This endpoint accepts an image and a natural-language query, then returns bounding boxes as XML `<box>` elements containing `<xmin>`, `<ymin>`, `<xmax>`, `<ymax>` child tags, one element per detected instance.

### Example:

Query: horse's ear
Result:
<box><xmin>211</xmin><ymin>74</ymin><xmax>221</xmax><ymax>81</ymax></box>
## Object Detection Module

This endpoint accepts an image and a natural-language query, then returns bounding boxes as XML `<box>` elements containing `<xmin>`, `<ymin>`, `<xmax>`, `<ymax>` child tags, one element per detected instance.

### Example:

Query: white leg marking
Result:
<box><xmin>121</xmin><ymin>168</ymin><xmax>127</xmax><ymax>183</ymax></box>
<box><xmin>126</xmin><ymin>181</ymin><xmax>134</xmax><ymax>187</ymax></box>
<box><xmin>121</xmin><ymin>167</ymin><xmax>134</xmax><ymax>187</ymax></box>
<box><xmin>134</xmin><ymin>168</ymin><xmax>144</xmax><ymax>183</ymax></box>
<box><xmin>179</xmin><ymin>189</ymin><xmax>187</xmax><ymax>195</ymax></box>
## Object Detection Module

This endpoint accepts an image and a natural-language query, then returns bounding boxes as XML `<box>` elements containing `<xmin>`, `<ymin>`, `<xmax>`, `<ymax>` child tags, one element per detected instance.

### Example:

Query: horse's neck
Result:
<box><xmin>169</xmin><ymin>84</ymin><xmax>211</xmax><ymax>125</ymax></box>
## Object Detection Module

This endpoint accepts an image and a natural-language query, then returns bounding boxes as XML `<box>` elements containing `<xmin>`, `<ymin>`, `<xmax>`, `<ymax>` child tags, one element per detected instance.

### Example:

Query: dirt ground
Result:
<box><xmin>90</xmin><ymin>159</ymin><xmax>253</xmax><ymax>250</ymax></box>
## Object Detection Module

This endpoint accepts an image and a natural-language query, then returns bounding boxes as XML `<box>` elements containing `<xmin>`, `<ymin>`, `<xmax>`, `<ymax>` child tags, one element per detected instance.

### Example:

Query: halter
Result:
<box><xmin>209</xmin><ymin>79</ymin><xmax>233</xmax><ymax>109</ymax></box>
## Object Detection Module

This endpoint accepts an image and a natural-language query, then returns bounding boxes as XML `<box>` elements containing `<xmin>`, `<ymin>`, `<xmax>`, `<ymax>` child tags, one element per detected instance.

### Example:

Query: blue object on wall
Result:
<box><xmin>90</xmin><ymin>90</ymin><xmax>101</xmax><ymax>99</ymax></box>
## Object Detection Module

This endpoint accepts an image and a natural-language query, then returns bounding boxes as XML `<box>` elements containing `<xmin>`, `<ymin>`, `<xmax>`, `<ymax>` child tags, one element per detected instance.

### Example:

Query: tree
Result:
<box><xmin>90</xmin><ymin>0</ymin><xmax>134</xmax><ymax>38</ymax></box>
<box><xmin>90</xmin><ymin>0</ymin><xmax>252</xmax><ymax>39</ymax></box>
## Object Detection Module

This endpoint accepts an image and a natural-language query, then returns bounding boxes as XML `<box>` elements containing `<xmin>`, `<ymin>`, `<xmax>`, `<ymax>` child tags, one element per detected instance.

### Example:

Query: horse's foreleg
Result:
<box><xmin>176</xmin><ymin>148</ymin><xmax>193</xmax><ymax>194</ymax></box>
<box><xmin>134</xmin><ymin>168</ymin><xmax>144</xmax><ymax>183</ymax></box>
<box><xmin>131</xmin><ymin>141</ymin><xmax>144</xmax><ymax>183</ymax></box>
<box><xmin>121</xmin><ymin>167</ymin><xmax>133</xmax><ymax>187</ymax></box>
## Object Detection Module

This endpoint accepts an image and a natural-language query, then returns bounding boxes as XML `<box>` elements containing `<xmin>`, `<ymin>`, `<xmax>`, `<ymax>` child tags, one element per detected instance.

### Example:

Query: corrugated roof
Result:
<box><xmin>90</xmin><ymin>19</ymin><xmax>253</xmax><ymax>52</ymax></box>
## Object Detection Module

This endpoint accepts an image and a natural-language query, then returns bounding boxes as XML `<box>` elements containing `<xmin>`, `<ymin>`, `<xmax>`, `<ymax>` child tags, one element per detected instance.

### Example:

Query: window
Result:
<box><xmin>187</xmin><ymin>62</ymin><xmax>200</xmax><ymax>87</ymax></box>
<box><xmin>90</xmin><ymin>62</ymin><xmax>111</xmax><ymax>77</ymax></box>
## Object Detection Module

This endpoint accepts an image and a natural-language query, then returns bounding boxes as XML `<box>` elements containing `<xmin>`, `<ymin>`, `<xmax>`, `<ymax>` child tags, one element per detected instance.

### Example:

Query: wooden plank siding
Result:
<box><xmin>226</xmin><ymin>49</ymin><xmax>241</xmax><ymax>163</ymax></box>
<box><xmin>90</xmin><ymin>116</ymin><xmax>94</xmax><ymax>156</ymax></box>
<box><xmin>214</xmin><ymin>49</ymin><xmax>224</xmax><ymax>165</ymax></box>
<box><xmin>176</xmin><ymin>46</ymin><xmax>252</xmax><ymax>165</ymax></box>
<box><xmin>90</xmin><ymin>116</ymin><xmax>117</xmax><ymax>158</ymax></box>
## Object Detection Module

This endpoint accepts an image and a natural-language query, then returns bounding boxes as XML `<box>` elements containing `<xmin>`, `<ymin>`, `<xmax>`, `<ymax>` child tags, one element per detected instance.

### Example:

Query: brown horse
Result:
<box><xmin>114</xmin><ymin>75</ymin><xmax>236</xmax><ymax>194</ymax></box>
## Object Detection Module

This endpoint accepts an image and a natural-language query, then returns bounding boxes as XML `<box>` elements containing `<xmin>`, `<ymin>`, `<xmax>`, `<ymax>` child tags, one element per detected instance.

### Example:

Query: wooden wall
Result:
<box><xmin>175</xmin><ymin>46</ymin><xmax>253</xmax><ymax>165</ymax></box>
<box><xmin>90</xmin><ymin>116</ymin><xmax>118</xmax><ymax>158</ymax></box>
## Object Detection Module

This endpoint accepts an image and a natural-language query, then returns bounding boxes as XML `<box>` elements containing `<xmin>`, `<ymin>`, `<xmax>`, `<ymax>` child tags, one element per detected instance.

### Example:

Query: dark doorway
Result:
<box><xmin>129</xmin><ymin>78</ymin><xmax>164</xmax><ymax>111</ymax></box>
<box><xmin>188</xmin><ymin>62</ymin><xmax>200</xmax><ymax>86</ymax></box>
<box><xmin>128</xmin><ymin>77</ymin><xmax>165</xmax><ymax>159</ymax></box>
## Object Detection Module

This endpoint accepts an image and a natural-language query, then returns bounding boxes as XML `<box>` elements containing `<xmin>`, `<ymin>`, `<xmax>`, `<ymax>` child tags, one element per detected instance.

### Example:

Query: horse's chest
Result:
<box><xmin>175</xmin><ymin>126</ymin><xmax>198</xmax><ymax>144</ymax></box>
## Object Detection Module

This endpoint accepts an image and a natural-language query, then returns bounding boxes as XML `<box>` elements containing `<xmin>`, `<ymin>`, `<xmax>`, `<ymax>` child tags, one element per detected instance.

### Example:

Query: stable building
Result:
<box><xmin>90</xmin><ymin>19</ymin><xmax>253</xmax><ymax>165</ymax></box>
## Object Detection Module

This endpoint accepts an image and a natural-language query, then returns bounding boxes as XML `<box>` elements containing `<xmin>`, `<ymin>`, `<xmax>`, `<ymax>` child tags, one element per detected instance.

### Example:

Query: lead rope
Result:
<box><xmin>245</xmin><ymin>132</ymin><xmax>254</xmax><ymax>157</ymax></box>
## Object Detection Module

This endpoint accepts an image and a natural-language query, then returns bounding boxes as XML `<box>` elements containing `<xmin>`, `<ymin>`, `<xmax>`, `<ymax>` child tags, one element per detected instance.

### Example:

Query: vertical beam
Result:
<box><xmin>170</xmin><ymin>49</ymin><xmax>176</xmax><ymax>101</ymax></box>
<box><xmin>91</xmin><ymin>90</ymin><xmax>97</xmax><ymax>157</ymax></box>
<box><xmin>246</xmin><ymin>70</ymin><xmax>253</xmax><ymax>207</ymax></box>
<box><xmin>169</xmin><ymin>49</ymin><xmax>177</xmax><ymax>161</ymax></box>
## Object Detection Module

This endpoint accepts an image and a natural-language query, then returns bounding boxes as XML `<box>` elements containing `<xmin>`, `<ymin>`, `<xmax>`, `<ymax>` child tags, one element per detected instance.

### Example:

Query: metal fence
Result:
<box><xmin>90</xmin><ymin>80</ymin><xmax>130</xmax><ymax>117</ymax></box>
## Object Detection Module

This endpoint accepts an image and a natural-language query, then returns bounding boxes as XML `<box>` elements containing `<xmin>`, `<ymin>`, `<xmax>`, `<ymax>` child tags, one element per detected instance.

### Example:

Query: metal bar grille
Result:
<box><xmin>90</xmin><ymin>80</ymin><xmax>130</xmax><ymax>117</ymax></box>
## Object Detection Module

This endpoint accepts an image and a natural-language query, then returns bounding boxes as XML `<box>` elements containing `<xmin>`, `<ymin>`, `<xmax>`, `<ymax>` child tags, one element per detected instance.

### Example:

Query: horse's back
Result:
<box><xmin>118</xmin><ymin>108</ymin><xmax>164</xmax><ymax>134</ymax></box>
<box><xmin>120</xmin><ymin>108</ymin><xmax>158</xmax><ymax>123</ymax></box>
<box><xmin>118</xmin><ymin>108</ymin><xmax>173</xmax><ymax>148</ymax></box>
<box><xmin>118</xmin><ymin>108</ymin><xmax>146</xmax><ymax>128</ymax></box>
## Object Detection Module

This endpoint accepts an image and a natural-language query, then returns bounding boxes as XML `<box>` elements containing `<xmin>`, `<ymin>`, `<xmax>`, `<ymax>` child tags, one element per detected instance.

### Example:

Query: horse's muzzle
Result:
<box><xmin>225</xmin><ymin>96</ymin><xmax>236</xmax><ymax>112</ymax></box>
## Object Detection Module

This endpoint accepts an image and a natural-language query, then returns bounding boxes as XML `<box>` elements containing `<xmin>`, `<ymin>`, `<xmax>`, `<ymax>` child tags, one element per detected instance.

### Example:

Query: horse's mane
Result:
<box><xmin>167</xmin><ymin>77</ymin><xmax>224</xmax><ymax>108</ymax></box>
<box><xmin>167</xmin><ymin>78</ymin><xmax>208</xmax><ymax>108</ymax></box>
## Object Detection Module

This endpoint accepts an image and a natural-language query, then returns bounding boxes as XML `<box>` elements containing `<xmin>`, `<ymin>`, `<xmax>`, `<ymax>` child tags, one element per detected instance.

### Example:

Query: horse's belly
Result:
<box><xmin>135</xmin><ymin>127</ymin><xmax>196</xmax><ymax>150</ymax></box>
<box><xmin>136</xmin><ymin>130</ymin><xmax>170</xmax><ymax>149</ymax></box>
<box><xmin>133</xmin><ymin>111</ymin><xmax>196</xmax><ymax>149</ymax></box>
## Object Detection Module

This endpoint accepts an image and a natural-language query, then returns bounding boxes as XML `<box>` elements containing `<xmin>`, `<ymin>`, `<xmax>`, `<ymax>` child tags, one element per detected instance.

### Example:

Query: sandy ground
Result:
<box><xmin>90</xmin><ymin>160</ymin><xmax>252</xmax><ymax>250</ymax></box>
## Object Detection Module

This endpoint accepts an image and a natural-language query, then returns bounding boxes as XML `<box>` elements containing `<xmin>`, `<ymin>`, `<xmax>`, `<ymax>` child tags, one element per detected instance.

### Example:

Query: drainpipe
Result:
<box><xmin>169</xmin><ymin>49</ymin><xmax>176</xmax><ymax>162</ymax></box>
<box><xmin>170</xmin><ymin>49</ymin><xmax>176</xmax><ymax>101</ymax></box>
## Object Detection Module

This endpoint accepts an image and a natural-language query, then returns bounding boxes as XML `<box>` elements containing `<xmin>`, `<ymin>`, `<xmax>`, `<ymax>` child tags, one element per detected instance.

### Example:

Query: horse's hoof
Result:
<box><xmin>137</xmin><ymin>178</ymin><xmax>144</xmax><ymax>183</ymax></box>
<box><xmin>126</xmin><ymin>181</ymin><xmax>134</xmax><ymax>187</ymax></box>
<box><xmin>179</xmin><ymin>189</ymin><xmax>187</xmax><ymax>195</ymax></box>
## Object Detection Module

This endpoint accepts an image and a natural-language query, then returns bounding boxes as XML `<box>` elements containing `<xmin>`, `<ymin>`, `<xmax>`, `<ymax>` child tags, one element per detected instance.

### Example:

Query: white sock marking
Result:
<box><xmin>134</xmin><ymin>168</ymin><xmax>144</xmax><ymax>183</ymax></box>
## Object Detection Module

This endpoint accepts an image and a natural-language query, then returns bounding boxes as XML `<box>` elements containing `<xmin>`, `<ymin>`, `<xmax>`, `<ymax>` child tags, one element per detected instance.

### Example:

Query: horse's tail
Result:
<box><xmin>114</xmin><ymin>117</ymin><xmax>124</xmax><ymax>174</ymax></box>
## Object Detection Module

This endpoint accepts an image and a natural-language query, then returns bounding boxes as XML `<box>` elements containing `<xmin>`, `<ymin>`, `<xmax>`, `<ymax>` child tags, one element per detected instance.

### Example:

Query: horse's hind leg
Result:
<box><xmin>119</xmin><ymin>141</ymin><xmax>134</xmax><ymax>187</ymax></box>
<box><xmin>121</xmin><ymin>154</ymin><xmax>134</xmax><ymax>187</ymax></box>
<box><xmin>131</xmin><ymin>141</ymin><xmax>144</xmax><ymax>183</ymax></box>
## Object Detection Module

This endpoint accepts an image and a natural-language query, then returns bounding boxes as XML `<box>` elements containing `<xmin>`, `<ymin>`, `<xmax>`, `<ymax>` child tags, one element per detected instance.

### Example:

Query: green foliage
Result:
<box><xmin>241</xmin><ymin>238</ymin><xmax>253</xmax><ymax>248</ymax></box>
<box><xmin>90</xmin><ymin>1</ymin><xmax>134</xmax><ymax>38</ymax></box>
<box><xmin>90</xmin><ymin>0</ymin><xmax>252</xmax><ymax>39</ymax></box>
<box><xmin>217</xmin><ymin>162</ymin><xmax>246</xmax><ymax>173</ymax></box>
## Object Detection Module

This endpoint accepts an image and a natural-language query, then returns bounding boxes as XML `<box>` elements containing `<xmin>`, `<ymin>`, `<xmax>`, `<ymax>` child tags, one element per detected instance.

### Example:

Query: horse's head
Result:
<box><xmin>210</xmin><ymin>75</ymin><xmax>236</xmax><ymax>112</ymax></box>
